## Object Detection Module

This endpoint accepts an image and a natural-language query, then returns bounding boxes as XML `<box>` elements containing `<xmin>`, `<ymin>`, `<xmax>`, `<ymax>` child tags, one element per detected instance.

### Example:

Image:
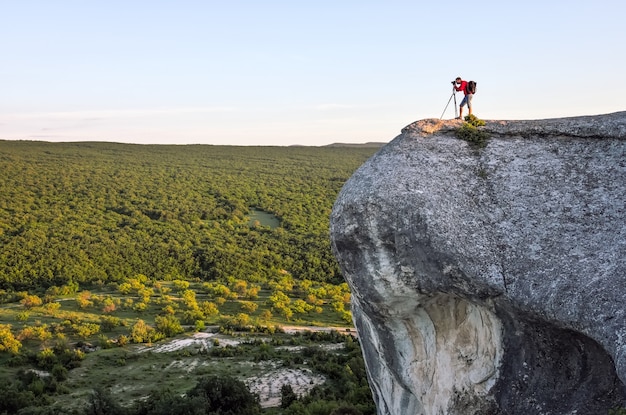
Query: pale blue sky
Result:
<box><xmin>1</xmin><ymin>1</ymin><xmax>624</xmax><ymax>146</ymax></box>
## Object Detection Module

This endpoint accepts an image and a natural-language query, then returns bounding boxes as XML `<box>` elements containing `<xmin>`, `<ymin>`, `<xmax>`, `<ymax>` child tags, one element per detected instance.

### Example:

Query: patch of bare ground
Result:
<box><xmin>245</xmin><ymin>367</ymin><xmax>326</xmax><ymax>408</ymax></box>
<box><xmin>280</xmin><ymin>325</ymin><xmax>357</xmax><ymax>336</ymax></box>
<box><xmin>138</xmin><ymin>331</ymin><xmax>251</xmax><ymax>353</ymax></box>
<box><xmin>276</xmin><ymin>343</ymin><xmax>344</xmax><ymax>352</ymax></box>
<box><xmin>133</xmin><ymin>325</ymin><xmax>353</xmax><ymax>407</ymax></box>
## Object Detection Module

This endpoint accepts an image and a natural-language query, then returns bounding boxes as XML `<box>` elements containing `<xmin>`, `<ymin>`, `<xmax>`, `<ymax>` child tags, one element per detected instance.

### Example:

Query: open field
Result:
<box><xmin>0</xmin><ymin>285</ymin><xmax>370</xmax><ymax>413</ymax></box>
<box><xmin>52</xmin><ymin>327</ymin><xmax>356</xmax><ymax>411</ymax></box>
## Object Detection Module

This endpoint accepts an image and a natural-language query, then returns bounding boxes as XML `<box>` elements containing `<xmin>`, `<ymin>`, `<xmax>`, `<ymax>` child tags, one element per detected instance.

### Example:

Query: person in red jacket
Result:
<box><xmin>454</xmin><ymin>76</ymin><xmax>473</xmax><ymax>119</ymax></box>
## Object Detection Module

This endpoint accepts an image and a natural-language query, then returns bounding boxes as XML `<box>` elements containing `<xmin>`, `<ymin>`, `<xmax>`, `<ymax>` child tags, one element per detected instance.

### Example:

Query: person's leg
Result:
<box><xmin>459</xmin><ymin>96</ymin><xmax>468</xmax><ymax>119</ymax></box>
<box><xmin>467</xmin><ymin>94</ymin><xmax>473</xmax><ymax>115</ymax></box>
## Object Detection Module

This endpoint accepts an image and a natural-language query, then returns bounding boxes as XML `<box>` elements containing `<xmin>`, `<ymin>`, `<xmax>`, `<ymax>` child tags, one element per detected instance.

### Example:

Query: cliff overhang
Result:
<box><xmin>330</xmin><ymin>111</ymin><xmax>626</xmax><ymax>414</ymax></box>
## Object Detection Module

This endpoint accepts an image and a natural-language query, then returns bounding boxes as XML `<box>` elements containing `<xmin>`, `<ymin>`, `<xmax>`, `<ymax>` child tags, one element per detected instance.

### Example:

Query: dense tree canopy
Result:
<box><xmin>0</xmin><ymin>141</ymin><xmax>378</xmax><ymax>290</ymax></box>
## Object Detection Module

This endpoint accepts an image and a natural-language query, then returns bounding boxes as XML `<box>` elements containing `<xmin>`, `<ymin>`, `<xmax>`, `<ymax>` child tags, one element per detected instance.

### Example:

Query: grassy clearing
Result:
<box><xmin>36</xmin><ymin>329</ymin><xmax>360</xmax><ymax>413</ymax></box>
<box><xmin>0</xmin><ymin>281</ymin><xmax>360</xmax><ymax>413</ymax></box>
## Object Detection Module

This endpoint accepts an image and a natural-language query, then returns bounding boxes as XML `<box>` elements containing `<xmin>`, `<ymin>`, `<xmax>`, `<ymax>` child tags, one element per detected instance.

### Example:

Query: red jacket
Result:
<box><xmin>455</xmin><ymin>80</ymin><xmax>469</xmax><ymax>95</ymax></box>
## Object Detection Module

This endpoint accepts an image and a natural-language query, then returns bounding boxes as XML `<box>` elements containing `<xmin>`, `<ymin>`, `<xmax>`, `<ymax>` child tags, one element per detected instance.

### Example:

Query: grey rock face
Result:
<box><xmin>330</xmin><ymin>112</ymin><xmax>626</xmax><ymax>414</ymax></box>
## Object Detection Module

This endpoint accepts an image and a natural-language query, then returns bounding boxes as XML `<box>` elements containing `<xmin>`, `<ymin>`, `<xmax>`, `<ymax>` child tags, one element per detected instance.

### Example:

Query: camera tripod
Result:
<box><xmin>440</xmin><ymin>84</ymin><xmax>458</xmax><ymax>120</ymax></box>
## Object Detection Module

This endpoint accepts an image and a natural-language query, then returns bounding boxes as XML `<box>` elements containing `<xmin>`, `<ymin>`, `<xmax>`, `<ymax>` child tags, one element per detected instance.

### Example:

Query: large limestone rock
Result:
<box><xmin>330</xmin><ymin>112</ymin><xmax>626</xmax><ymax>414</ymax></box>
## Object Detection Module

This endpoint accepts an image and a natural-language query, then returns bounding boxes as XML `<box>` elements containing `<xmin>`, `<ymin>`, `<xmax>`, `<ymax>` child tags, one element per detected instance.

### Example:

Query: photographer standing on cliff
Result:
<box><xmin>453</xmin><ymin>76</ymin><xmax>474</xmax><ymax>119</ymax></box>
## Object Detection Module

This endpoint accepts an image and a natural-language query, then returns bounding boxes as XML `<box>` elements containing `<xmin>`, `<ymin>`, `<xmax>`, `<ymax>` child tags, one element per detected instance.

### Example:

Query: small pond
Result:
<box><xmin>247</xmin><ymin>208</ymin><xmax>281</xmax><ymax>229</ymax></box>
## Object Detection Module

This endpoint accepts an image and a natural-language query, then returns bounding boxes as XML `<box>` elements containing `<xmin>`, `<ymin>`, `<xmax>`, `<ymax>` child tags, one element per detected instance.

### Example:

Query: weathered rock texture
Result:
<box><xmin>330</xmin><ymin>111</ymin><xmax>626</xmax><ymax>414</ymax></box>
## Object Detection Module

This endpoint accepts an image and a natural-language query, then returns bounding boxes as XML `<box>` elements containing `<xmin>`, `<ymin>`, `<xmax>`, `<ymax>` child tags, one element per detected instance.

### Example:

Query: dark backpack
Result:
<box><xmin>467</xmin><ymin>80</ymin><xmax>477</xmax><ymax>94</ymax></box>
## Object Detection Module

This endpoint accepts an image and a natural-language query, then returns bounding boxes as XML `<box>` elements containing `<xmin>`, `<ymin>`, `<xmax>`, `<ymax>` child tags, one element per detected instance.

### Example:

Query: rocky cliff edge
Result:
<box><xmin>330</xmin><ymin>111</ymin><xmax>626</xmax><ymax>415</ymax></box>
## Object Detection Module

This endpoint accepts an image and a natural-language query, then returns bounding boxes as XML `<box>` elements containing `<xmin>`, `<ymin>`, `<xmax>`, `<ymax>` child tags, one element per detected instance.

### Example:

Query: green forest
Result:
<box><xmin>0</xmin><ymin>139</ymin><xmax>381</xmax><ymax>414</ymax></box>
<box><xmin>0</xmin><ymin>140</ymin><xmax>378</xmax><ymax>289</ymax></box>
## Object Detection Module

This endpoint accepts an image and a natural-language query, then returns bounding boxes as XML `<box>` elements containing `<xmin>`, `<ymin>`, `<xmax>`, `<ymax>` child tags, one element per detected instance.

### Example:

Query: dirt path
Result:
<box><xmin>279</xmin><ymin>325</ymin><xmax>357</xmax><ymax>336</ymax></box>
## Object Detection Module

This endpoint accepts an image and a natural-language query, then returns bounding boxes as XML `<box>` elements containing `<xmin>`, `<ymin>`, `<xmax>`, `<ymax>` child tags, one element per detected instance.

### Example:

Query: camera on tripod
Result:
<box><xmin>441</xmin><ymin>79</ymin><xmax>460</xmax><ymax>119</ymax></box>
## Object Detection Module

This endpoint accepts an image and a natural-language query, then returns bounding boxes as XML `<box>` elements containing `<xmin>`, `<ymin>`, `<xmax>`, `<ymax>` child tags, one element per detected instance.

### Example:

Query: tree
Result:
<box><xmin>204</xmin><ymin>283</ymin><xmax>232</xmax><ymax>299</ymax></box>
<box><xmin>18</xmin><ymin>323</ymin><xmax>52</xmax><ymax>342</ymax></box>
<box><xmin>0</xmin><ymin>143</ymin><xmax>377</xmax><ymax>292</ymax></box>
<box><xmin>330</xmin><ymin>406</ymin><xmax>363</xmax><ymax>415</ymax></box>
<box><xmin>232</xmin><ymin>313</ymin><xmax>250</xmax><ymax>327</ymax></box>
<box><xmin>76</xmin><ymin>291</ymin><xmax>93</xmax><ymax>309</ymax></box>
<box><xmin>43</xmin><ymin>301</ymin><xmax>61</xmax><ymax>314</ymax></box>
<box><xmin>102</xmin><ymin>297</ymin><xmax>117</xmax><ymax>313</ymax></box>
<box><xmin>291</xmin><ymin>299</ymin><xmax>313</xmax><ymax>314</ymax></box>
<box><xmin>201</xmin><ymin>301</ymin><xmax>219</xmax><ymax>317</ymax></box>
<box><xmin>130</xmin><ymin>319</ymin><xmax>154</xmax><ymax>343</ymax></box>
<box><xmin>74</xmin><ymin>323</ymin><xmax>100</xmax><ymax>339</ymax></box>
<box><xmin>268</xmin><ymin>290</ymin><xmax>290</xmax><ymax>310</ymax></box>
<box><xmin>15</xmin><ymin>311</ymin><xmax>29</xmax><ymax>322</ymax></box>
<box><xmin>100</xmin><ymin>315</ymin><xmax>122</xmax><ymax>332</ymax></box>
<box><xmin>240</xmin><ymin>301</ymin><xmax>258</xmax><ymax>313</ymax></box>
<box><xmin>117</xmin><ymin>334</ymin><xmax>129</xmax><ymax>347</ymax></box>
<box><xmin>0</xmin><ymin>324</ymin><xmax>22</xmax><ymax>355</ymax></box>
<box><xmin>232</xmin><ymin>279</ymin><xmax>248</xmax><ymax>296</ymax></box>
<box><xmin>36</xmin><ymin>347</ymin><xmax>57</xmax><ymax>370</ymax></box>
<box><xmin>0</xmin><ymin>379</ymin><xmax>36</xmax><ymax>414</ymax></box>
<box><xmin>268</xmin><ymin>290</ymin><xmax>293</xmax><ymax>320</ymax></box>
<box><xmin>87</xmin><ymin>387</ymin><xmax>126</xmax><ymax>415</ymax></box>
<box><xmin>172</xmin><ymin>279</ymin><xmax>190</xmax><ymax>291</ymax></box>
<box><xmin>162</xmin><ymin>305</ymin><xmax>176</xmax><ymax>315</ymax></box>
<box><xmin>187</xmin><ymin>375</ymin><xmax>261</xmax><ymax>415</ymax></box>
<box><xmin>118</xmin><ymin>282</ymin><xmax>133</xmax><ymax>295</ymax></box>
<box><xmin>260</xmin><ymin>310</ymin><xmax>272</xmax><ymax>322</ymax></box>
<box><xmin>51</xmin><ymin>363</ymin><xmax>68</xmax><ymax>381</ymax></box>
<box><xmin>194</xmin><ymin>320</ymin><xmax>205</xmax><ymax>332</ymax></box>
<box><xmin>280</xmin><ymin>384</ymin><xmax>298</xmax><ymax>408</ymax></box>
<box><xmin>181</xmin><ymin>289</ymin><xmax>198</xmax><ymax>310</ymax></box>
<box><xmin>270</xmin><ymin>275</ymin><xmax>294</xmax><ymax>292</ymax></box>
<box><xmin>137</xmin><ymin>287</ymin><xmax>154</xmax><ymax>304</ymax></box>
<box><xmin>155</xmin><ymin>314</ymin><xmax>183</xmax><ymax>338</ymax></box>
<box><xmin>20</xmin><ymin>294</ymin><xmax>43</xmax><ymax>309</ymax></box>
<box><xmin>245</xmin><ymin>285</ymin><xmax>260</xmax><ymax>300</ymax></box>
<box><xmin>133</xmin><ymin>301</ymin><xmax>148</xmax><ymax>312</ymax></box>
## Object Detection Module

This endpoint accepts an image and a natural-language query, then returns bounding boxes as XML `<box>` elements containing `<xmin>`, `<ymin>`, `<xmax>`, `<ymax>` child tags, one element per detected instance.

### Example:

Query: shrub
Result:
<box><xmin>21</xmin><ymin>295</ymin><xmax>43</xmax><ymax>309</ymax></box>
<box><xmin>36</xmin><ymin>348</ymin><xmax>57</xmax><ymax>370</ymax></box>
<box><xmin>190</xmin><ymin>320</ymin><xmax>202</xmax><ymax>333</ymax></box>
<box><xmin>0</xmin><ymin>379</ymin><xmax>37</xmax><ymax>413</ymax></box>
<box><xmin>117</xmin><ymin>334</ymin><xmax>129</xmax><ymax>347</ymax></box>
<box><xmin>51</xmin><ymin>364</ymin><xmax>68</xmax><ymax>381</ymax></box>
<box><xmin>464</xmin><ymin>114</ymin><xmax>485</xmax><ymax>127</ymax></box>
<box><xmin>456</xmin><ymin>115</ymin><xmax>489</xmax><ymax>147</ymax></box>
